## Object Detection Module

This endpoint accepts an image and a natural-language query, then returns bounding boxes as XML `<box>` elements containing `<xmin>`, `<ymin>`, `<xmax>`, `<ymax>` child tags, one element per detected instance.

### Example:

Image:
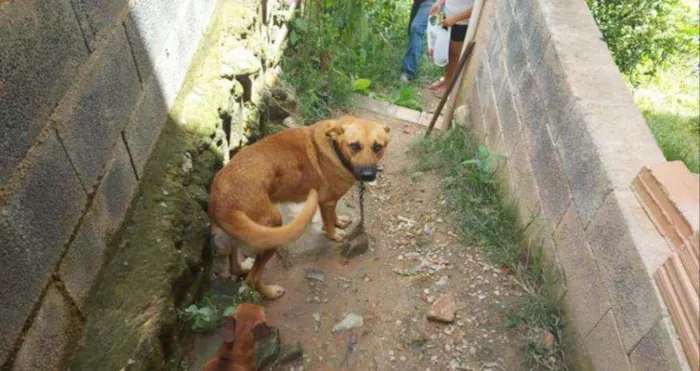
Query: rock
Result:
<box><xmin>313</xmin><ymin>313</ymin><xmax>321</xmax><ymax>322</ymax></box>
<box><xmin>221</xmin><ymin>46</ymin><xmax>261</xmax><ymax>77</ymax></box>
<box><xmin>305</xmin><ymin>268</ymin><xmax>325</xmax><ymax>282</ymax></box>
<box><xmin>332</xmin><ymin>313</ymin><xmax>364</xmax><ymax>333</ymax></box>
<box><xmin>255</xmin><ymin>327</ymin><xmax>281</xmax><ymax>369</ymax></box>
<box><xmin>427</xmin><ymin>292</ymin><xmax>455</xmax><ymax>323</ymax></box>
<box><xmin>182</xmin><ymin>152</ymin><xmax>193</xmax><ymax>173</ymax></box>
<box><xmin>341</xmin><ymin>232</ymin><xmax>369</xmax><ymax>259</ymax></box>
<box><xmin>275</xmin><ymin>342</ymin><xmax>304</xmax><ymax>365</ymax></box>
<box><xmin>537</xmin><ymin>329</ymin><xmax>556</xmax><ymax>351</ymax></box>
<box><xmin>282</xmin><ymin>116</ymin><xmax>299</xmax><ymax>128</ymax></box>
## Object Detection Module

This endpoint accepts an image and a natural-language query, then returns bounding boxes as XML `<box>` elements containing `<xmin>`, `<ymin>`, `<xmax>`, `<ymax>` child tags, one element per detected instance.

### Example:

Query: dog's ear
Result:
<box><xmin>252</xmin><ymin>323</ymin><xmax>272</xmax><ymax>340</ymax></box>
<box><xmin>221</xmin><ymin>318</ymin><xmax>236</xmax><ymax>344</ymax></box>
<box><xmin>325</xmin><ymin>121</ymin><xmax>345</xmax><ymax>140</ymax></box>
<box><xmin>383</xmin><ymin>125</ymin><xmax>391</xmax><ymax>133</ymax></box>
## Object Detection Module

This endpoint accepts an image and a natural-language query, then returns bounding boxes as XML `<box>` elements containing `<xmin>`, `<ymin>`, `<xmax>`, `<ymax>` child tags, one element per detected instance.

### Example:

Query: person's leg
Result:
<box><xmin>401</xmin><ymin>1</ymin><xmax>434</xmax><ymax>80</ymax></box>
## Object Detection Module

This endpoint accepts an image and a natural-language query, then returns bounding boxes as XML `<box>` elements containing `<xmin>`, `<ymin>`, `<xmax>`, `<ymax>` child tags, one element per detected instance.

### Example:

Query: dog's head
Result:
<box><xmin>325</xmin><ymin>115</ymin><xmax>391</xmax><ymax>182</ymax></box>
<box><xmin>205</xmin><ymin>303</ymin><xmax>271</xmax><ymax>371</ymax></box>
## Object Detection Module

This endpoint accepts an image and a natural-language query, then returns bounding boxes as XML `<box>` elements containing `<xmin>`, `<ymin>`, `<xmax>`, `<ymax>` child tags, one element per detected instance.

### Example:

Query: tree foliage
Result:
<box><xmin>586</xmin><ymin>0</ymin><xmax>699</xmax><ymax>85</ymax></box>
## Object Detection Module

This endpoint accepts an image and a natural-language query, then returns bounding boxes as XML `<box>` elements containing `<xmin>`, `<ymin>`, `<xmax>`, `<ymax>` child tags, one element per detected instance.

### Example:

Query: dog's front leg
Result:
<box><xmin>320</xmin><ymin>202</ymin><xmax>346</xmax><ymax>241</ymax></box>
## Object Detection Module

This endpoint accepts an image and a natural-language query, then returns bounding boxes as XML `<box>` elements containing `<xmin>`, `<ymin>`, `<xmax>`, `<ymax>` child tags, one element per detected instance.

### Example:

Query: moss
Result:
<box><xmin>67</xmin><ymin>122</ymin><xmax>219</xmax><ymax>371</ymax></box>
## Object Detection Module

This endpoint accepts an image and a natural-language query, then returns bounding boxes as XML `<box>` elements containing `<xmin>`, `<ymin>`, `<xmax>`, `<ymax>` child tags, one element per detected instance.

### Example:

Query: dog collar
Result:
<box><xmin>331</xmin><ymin>139</ymin><xmax>354</xmax><ymax>175</ymax></box>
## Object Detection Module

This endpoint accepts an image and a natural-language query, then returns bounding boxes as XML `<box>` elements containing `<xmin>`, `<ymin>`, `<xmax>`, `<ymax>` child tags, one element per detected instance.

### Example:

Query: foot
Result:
<box><xmin>260</xmin><ymin>284</ymin><xmax>285</xmax><ymax>300</ymax></box>
<box><xmin>335</xmin><ymin>215</ymin><xmax>352</xmax><ymax>229</ymax></box>
<box><xmin>433</xmin><ymin>86</ymin><xmax>447</xmax><ymax>98</ymax></box>
<box><xmin>428</xmin><ymin>78</ymin><xmax>445</xmax><ymax>90</ymax></box>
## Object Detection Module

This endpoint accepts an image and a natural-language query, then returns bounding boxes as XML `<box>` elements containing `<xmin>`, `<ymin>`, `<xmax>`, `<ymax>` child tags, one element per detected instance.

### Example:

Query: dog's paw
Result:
<box><xmin>262</xmin><ymin>285</ymin><xmax>285</xmax><ymax>300</ymax></box>
<box><xmin>335</xmin><ymin>215</ymin><xmax>352</xmax><ymax>229</ymax></box>
<box><xmin>240</xmin><ymin>257</ymin><xmax>255</xmax><ymax>273</ymax></box>
<box><xmin>328</xmin><ymin>229</ymin><xmax>347</xmax><ymax>242</ymax></box>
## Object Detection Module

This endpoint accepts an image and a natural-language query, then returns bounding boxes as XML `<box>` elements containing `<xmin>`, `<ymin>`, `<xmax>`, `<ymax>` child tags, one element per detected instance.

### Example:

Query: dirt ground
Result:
<box><xmin>241</xmin><ymin>110</ymin><xmax>529</xmax><ymax>371</ymax></box>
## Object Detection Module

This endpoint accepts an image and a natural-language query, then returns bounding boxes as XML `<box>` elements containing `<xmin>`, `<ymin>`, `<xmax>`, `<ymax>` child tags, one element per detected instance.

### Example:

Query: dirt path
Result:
<box><xmin>255</xmin><ymin>111</ymin><xmax>528</xmax><ymax>371</ymax></box>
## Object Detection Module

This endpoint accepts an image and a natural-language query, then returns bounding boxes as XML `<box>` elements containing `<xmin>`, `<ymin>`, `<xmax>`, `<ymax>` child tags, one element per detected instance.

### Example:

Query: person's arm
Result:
<box><xmin>442</xmin><ymin>6</ymin><xmax>472</xmax><ymax>26</ymax></box>
<box><xmin>430</xmin><ymin>0</ymin><xmax>446</xmax><ymax>16</ymax></box>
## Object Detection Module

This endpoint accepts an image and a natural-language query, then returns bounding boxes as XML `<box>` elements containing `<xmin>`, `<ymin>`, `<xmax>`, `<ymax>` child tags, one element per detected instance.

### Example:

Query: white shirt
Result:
<box><xmin>445</xmin><ymin>0</ymin><xmax>474</xmax><ymax>25</ymax></box>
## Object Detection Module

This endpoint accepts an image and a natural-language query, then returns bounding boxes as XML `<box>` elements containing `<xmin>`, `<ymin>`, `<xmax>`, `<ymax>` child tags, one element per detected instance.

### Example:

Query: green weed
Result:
<box><xmin>413</xmin><ymin>127</ymin><xmax>567</xmax><ymax>370</ymax></box>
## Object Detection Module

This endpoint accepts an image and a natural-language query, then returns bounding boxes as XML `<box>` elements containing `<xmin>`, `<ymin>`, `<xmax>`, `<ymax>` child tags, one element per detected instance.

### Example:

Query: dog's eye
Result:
<box><xmin>350</xmin><ymin>142</ymin><xmax>362</xmax><ymax>152</ymax></box>
<box><xmin>373</xmin><ymin>143</ymin><xmax>383</xmax><ymax>153</ymax></box>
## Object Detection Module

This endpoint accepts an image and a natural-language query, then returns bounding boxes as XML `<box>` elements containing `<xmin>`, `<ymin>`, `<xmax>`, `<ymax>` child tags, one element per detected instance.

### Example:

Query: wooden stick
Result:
<box><xmin>425</xmin><ymin>41</ymin><xmax>476</xmax><ymax>137</ymax></box>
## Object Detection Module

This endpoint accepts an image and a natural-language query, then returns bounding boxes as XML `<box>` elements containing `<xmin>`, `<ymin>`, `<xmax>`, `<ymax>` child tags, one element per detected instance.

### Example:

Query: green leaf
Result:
<box><xmin>353</xmin><ymin>78</ymin><xmax>372</xmax><ymax>91</ymax></box>
<box><xmin>223</xmin><ymin>306</ymin><xmax>236</xmax><ymax>317</ymax></box>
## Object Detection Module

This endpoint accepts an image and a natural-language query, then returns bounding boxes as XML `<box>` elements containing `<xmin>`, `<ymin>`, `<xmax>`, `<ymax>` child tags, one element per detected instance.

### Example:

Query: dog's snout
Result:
<box><xmin>356</xmin><ymin>168</ymin><xmax>377</xmax><ymax>182</ymax></box>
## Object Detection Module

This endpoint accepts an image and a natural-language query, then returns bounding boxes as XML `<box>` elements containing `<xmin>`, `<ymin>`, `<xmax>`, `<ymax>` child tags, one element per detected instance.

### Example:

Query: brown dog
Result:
<box><xmin>202</xmin><ymin>303</ymin><xmax>271</xmax><ymax>371</ymax></box>
<box><xmin>208</xmin><ymin>115</ymin><xmax>391</xmax><ymax>299</ymax></box>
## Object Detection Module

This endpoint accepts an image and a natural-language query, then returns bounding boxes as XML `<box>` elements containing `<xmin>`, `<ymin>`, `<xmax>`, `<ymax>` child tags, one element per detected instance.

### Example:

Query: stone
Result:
<box><xmin>305</xmin><ymin>268</ymin><xmax>326</xmax><ymax>282</ymax></box>
<box><xmin>0</xmin><ymin>133</ymin><xmax>86</xmax><ymax>365</ymax></box>
<box><xmin>341</xmin><ymin>231</ymin><xmax>369</xmax><ymax>259</ymax></box>
<box><xmin>54</xmin><ymin>29</ymin><xmax>141</xmax><ymax>190</ymax></box>
<box><xmin>556</xmin><ymin>102</ymin><xmax>612</xmax><ymax>227</ymax></box>
<box><xmin>628</xmin><ymin>317</ymin><xmax>684</xmax><ymax>371</ymax></box>
<box><xmin>0</xmin><ymin>0</ymin><xmax>88</xmax><ymax>182</ymax></box>
<box><xmin>586</xmin><ymin>191</ymin><xmax>664</xmax><ymax>352</ymax></box>
<box><xmin>124</xmin><ymin>78</ymin><xmax>168</xmax><ymax>178</ymax></box>
<box><xmin>507</xmin><ymin>134</ymin><xmax>541</xmax><ymax>225</ymax></box>
<box><xmin>221</xmin><ymin>46</ymin><xmax>262</xmax><ymax>77</ymax></box>
<box><xmin>59</xmin><ymin>140</ymin><xmax>138</xmax><ymax>309</ymax></box>
<box><xmin>483</xmin><ymin>86</ymin><xmax>502</xmax><ymax>151</ymax></box>
<box><xmin>583</xmin><ymin>310</ymin><xmax>632</xmax><ymax>371</ymax></box>
<box><xmin>489</xmin><ymin>53</ymin><xmax>508</xmax><ymax>103</ymax></box>
<box><xmin>255</xmin><ymin>326</ymin><xmax>281</xmax><ymax>369</ymax></box>
<box><xmin>332</xmin><ymin>313</ymin><xmax>364</xmax><ymax>333</ymax></box>
<box><xmin>275</xmin><ymin>342</ymin><xmax>304</xmax><ymax>365</ymax></box>
<box><xmin>554</xmin><ymin>205</ymin><xmax>611</xmax><ymax>336</ymax></box>
<box><xmin>534</xmin><ymin>42</ymin><xmax>572</xmax><ymax>143</ymax></box>
<box><xmin>504</xmin><ymin>21</ymin><xmax>528</xmax><ymax>86</ymax></box>
<box><xmin>427</xmin><ymin>292</ymin><xmax>456</xmax><ymax>323</ymax></box>
<box><xmin>12</xmin><ymin>285</ymin><xmax>81</xmax><ymax>371</ymax></box>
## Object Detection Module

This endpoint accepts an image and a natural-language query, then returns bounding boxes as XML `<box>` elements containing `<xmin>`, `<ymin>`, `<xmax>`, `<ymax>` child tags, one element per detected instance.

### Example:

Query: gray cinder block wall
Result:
<box><xmin>453</xmin><ymin>0</ymin><xmax>691</xmax><ymax>369</ymax></box>
<box><xmin>0</xmin><ymin>0</ymin><xmax>217</xmax><ymax>367</ymax></box>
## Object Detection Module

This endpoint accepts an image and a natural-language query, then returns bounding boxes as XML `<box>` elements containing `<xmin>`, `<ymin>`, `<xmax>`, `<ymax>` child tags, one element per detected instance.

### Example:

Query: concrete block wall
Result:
<box><xmin>0</xmin><ymin>0</ymin><xmax>218</xmax><ymax>367</ymax></box>
<box><xmin>454</xmin><ymin>0</ymin><xmax>691</xmax><ymax>369</ymax></box>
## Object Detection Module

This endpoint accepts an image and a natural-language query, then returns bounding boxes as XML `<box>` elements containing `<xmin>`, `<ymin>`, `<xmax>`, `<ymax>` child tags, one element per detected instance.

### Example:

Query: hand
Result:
<box><xmin>430</xmin><ymin>3</ymin><xmax>440</xmax><ymax>16</ymax></box>
<box><xmin>441</xmin><ymin>16</ymin><xmax>457</xmax><ymax>27</ymax></box>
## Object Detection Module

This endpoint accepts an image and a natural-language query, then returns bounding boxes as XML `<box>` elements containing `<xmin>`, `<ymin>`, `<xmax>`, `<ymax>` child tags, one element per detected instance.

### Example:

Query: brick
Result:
<box><xmin>0</xmin><ymin>133</ymin><xmax>86</xmax><ymax>364</ymax></box>
<box><xmin>586</xmin><ymin>191</ymin><xmax>664</xmax><ymax>352</ymax></box>
<box><xmin>504</xmin><ymin>20</ymin><xmax>528</xmax><ymax>86</ymax></box>
<box><xmin>562</xmin><ymin>322</ymin><xmax>594</xmax><ymax>371</ymax></box>
<box><xmin>490</xmin><ymin>51</ymin><xmax>508</xmax><ymax>104</ymax></box>
<box><xmin>496</xmin><ymin>0</ymin><xmax>515</xmax><ymax>29</ymax></box>
<box><xmin>573</xmin><ymin>100</ymin><xmax>665</xmax><ymax>192</ymax></box>
<box><xmin>483</xmin><ymin>86</ymin><xmax>502</xmax><ymax>150</ymax></box>
<box><xmin>517</xmin><ymin>72</ymin><xmax>572</xmax><ymax>229</ymax></box>
<box><xmin>475</xmin><ymin>53</ymin><xmax>492</xmax><ymax>114</ymax></box>
<box><xmin>554</xmin><ymin>206</ymin><xmax>611</xmax><ymax>336</ymax></box>
<box><xmin>509</xmin><ymin>136</ymin><xmax>541</xmax><ymax>226</ymax></box>
<box><xmin>12</xmin><ymin>285</ymin><xmax>80</xmax><ymax>371</ymax></box>
<box><xmin>55</xmin><ymin>28</ymin><xmax>141</xmax><ymax>190</ymax></box>
<box><xmin>557</xmin><ymin>105</ymin><xmax>612</xmax><ymax>227</ymax></box>
<box><xmin>496</xmin><ymin>78</ymin><xmax>521</xmax><ymax>155</ymax></box>
<box><xmin>629</xmin><ymin>317</ymin><xmax>685</xmax><ymax>371</ymax></box>
<box><xmin>485</xmin><ymin>15</ymin><xmax>503</xmax><ymax>65</ymax></box>
<box><xmin>584</xmin><ymin>310</ymin><xmax>632</xmax><ymax>371</ymax></box>
<box><xmin>70</xmin><ymin>0</ymin><xmax>129</xmax><ymax>46</ymax></box>
<box><xmin>128</xmin><ymin>0</ymin><xmax>216</xmax><ymax>106</ymax></box>
<box><xmin>521</xmin><ymin>2</ymin><xmax>550</xmax><ymax>68</ymax></box>
<box><xmin>534</xmin><ymin>42</ymin><xmax>574</xmax><ymax>142</ymax></box>
<box><xmin>0</xmin><ymin>0</ymin><xmax>88</xmax><ymax>182</ymax></box>
<box><xmin>124</xmin><ymin>78</ymin><xmax>169</xmax><ymax>177</ymax></box>
<box><xmin>468</xmin><ymin>79</ymin><xmax>486</xmax><ymax>140</ymax></box>
<box><xmin>59</xmin><ymin>140</ymin><xmax>138</xmax><ymax>309</ymax></box>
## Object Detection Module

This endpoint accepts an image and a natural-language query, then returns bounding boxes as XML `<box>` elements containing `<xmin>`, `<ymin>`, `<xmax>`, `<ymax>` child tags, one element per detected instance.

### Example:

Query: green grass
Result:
<box><xmin>633</xmin><ymin>60</ymin><xmax>700</xmax><ymax>173</ymax></box>
<box><xmin>279</xmin><ymin>0</ymin><xmax>443</xmax><ymax>122</ymax></box>
<box><xmin>413</xmin><ymin>128</ymin><xmax>567</xmax><ymax>370</ymax></box>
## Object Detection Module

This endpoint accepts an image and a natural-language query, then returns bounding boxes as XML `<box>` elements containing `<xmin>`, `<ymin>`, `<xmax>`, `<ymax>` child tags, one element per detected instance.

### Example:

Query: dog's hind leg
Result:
<box><xmin>246</xmin><ymin>205</ymin><xmax>285</xmax><ymax>299</ymax></box>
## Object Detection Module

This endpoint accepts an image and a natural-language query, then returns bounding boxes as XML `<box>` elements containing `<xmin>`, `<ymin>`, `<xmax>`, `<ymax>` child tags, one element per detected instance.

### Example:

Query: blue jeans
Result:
<box><xmin>401</xmin><ymin>0</ymin><xmax>435</xmax><ymax>80</ymax></box>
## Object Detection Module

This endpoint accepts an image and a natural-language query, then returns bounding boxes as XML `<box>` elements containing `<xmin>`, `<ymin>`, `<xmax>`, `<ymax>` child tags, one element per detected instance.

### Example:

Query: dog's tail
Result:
<box><xmin>218</xmin><ymin>189</ymin><xmax>319</xmax><ymax>250</ymax></box>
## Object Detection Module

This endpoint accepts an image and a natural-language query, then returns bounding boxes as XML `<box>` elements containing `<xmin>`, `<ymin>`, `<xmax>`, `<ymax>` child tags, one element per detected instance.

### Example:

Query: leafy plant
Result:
<box><xmin>184</xmin><ymin>303</ymin><xmax>219</xmax><ymax>332</ymax></box>
<box><xmin>586</xmin><ymin>0</ymin><xmax>699</xmax><ymax>85</ymax></box>
<box><xmin>353</xmin><ymin>78</ymin><xmax>372</xmax><ymax>95</ymax></box>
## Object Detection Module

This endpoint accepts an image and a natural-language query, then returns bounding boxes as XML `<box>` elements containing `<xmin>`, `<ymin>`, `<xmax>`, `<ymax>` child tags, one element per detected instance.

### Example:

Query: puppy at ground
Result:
<box><xmin>208</xmin><ymin>115</ymin><xmax>391</xmax><ymax>299</ymax></box>
<box><xmin>203</xmin><ymin>303</ymin><xmax>271</xmax><ymax>371</ymax></box>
